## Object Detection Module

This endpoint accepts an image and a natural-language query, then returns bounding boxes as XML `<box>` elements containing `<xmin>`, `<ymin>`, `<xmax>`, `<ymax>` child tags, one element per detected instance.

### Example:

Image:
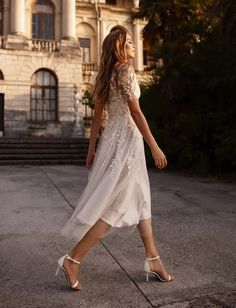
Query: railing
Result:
<box><xmin>0</xmin><ymin>37</ymin><xmax>61</xmax><ymax>52</ymax></box>
<box><xmin>29</xmin><ymin>39</ymin><xmax>61</xmax><ymax>52</ymax></box>
<box><xmin>82</xmin><ymin>62</ymin><xmax>98</xmax><ymax>71</ymax></box>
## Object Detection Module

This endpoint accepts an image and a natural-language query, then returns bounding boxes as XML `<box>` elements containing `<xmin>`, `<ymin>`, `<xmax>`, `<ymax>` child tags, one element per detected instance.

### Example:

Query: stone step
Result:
<box><xmin>0</xmin><ymin>138</ymin><xmax>90</xmax><ymax>165</ymax></box>
<box><xmin>0</xmin><ymin>143</ymin><xmax>88</xmax><ymax>149</ymax></box>
<box><xmin>0</xmin><ymin>159</ymin><xmax>85</xmax><ymax>165</ymax></box>
<box><xmin>0</xmin><ymin>148</ymin><xmax>87</xmax><ymax>154</ymax></box>
<box><xmin>0</xmin><ymin>138</ymin><xmax>89</xmax><ymax>144</ymax></box>
<box><xmin>0</xmin><ymin>153</ymin><xmax>86</xmax><ymax>159</ymax></box>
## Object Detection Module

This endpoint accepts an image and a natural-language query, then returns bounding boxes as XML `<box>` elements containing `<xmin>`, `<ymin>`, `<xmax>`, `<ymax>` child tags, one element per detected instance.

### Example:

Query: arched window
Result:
<box><xmin>32</xmin><ymin>0</ymin><xmax>54</xmax><ymax>40</ymax></box>
<box><xmin>30</xmin><ymin>69</ymin><xmax>57</xmax><ymax>122</ymax></box>
<box><xmin>0</xmin><ymin>0</ymin><xmax>3</xmax><ymax>36</ymax></box>
<box><xmin>0</xmin><ymin>70</ymin><xmax>4</xmax><ymax>80</ymax></box>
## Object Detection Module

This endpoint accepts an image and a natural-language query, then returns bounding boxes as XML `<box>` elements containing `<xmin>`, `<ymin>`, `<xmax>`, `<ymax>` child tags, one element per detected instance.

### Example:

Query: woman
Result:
<box><xmin>56</xmin><ymin>29</ymin><xmax>173</xmax><ymax>290</ymax></box>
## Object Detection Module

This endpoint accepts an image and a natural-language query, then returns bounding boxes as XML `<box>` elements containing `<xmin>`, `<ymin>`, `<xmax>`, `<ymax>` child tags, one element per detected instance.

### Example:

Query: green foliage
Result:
<box><xmin>82</xmin><ymin>90</ymin><xmax>95</xmax><ymax>110</ymax></box>
<box><xmin>136</xmin><ymin>0</ymin><xmax>236</xmax><ymax>177</ymax></box>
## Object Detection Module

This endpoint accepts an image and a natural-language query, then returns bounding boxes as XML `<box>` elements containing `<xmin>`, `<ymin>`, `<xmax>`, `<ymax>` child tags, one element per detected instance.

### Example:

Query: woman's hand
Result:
<box><xmin>151</xmin><ymin>145</ymin><xmax>167</xmax><ymax>169</ymax></box>
<box><xmin>86</xmin><ymin>152</ymin><xmax>95</xmax><ymax>169</ymax></box>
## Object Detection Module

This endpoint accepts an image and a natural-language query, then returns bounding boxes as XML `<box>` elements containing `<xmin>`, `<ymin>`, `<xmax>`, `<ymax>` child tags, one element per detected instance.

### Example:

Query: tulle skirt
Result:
<box><xmin>61</xmin><ymin>116</ymin><xmax>151</xmax><ymax>242</ymax></box>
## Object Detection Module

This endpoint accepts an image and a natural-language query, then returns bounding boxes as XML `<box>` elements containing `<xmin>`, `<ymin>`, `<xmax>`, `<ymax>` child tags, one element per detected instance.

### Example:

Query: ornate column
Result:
<box><xmin>10</xmin><ymin>0</ymin><xmax>25</xmax><ymax>35</ymax></box>
<box><xmin>62</xmin><ymin>0</ymin><xmax>76</xmax><ymax>40</ymax></box>
<box><xmin>133</xmin><ymin>20</ymin><xmax>143</xmax><ymax>72</ymax></box>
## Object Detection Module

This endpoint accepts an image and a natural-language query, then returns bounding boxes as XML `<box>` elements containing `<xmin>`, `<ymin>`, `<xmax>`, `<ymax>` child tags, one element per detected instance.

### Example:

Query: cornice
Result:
<box><xmin>77</xmin><ymin>2</ymin><xmax>131</xmax><ymax>15</ymax></box>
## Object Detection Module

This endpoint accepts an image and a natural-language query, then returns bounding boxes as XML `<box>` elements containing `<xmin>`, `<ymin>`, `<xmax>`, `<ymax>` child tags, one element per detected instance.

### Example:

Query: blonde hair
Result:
<box><xmin>92</xmin><ymin>30</ymin><xmax>127</xmax><ymax>105</ymax></box>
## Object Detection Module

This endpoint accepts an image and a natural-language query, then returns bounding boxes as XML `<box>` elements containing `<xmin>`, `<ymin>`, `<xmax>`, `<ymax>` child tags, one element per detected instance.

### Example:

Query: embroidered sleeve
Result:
<box><xmin>117</xmin><ymin>63</ymin><xmax>135</xmax><ymax>104</ymax></box>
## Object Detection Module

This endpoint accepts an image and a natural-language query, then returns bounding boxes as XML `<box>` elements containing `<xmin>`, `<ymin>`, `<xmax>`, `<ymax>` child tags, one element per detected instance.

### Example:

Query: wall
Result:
<box><xmin>0</xmin><ymin>48</ymin><xmax>81</xmax><ymax>136</ymax></box>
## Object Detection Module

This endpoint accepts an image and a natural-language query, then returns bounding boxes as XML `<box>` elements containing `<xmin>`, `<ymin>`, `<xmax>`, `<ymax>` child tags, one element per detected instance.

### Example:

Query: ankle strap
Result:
<box><xmin>146</xmin><ymin>255</ymin><xmax>160</xmax><ymax>261</ymax></box>
<box><xmin>66</xmin><ymin>254</ymin><xmax>80</xmax><ymax>265</ymax></box>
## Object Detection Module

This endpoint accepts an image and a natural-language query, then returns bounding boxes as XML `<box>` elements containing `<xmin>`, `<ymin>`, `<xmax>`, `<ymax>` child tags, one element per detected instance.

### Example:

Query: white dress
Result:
<box><xmin>61</xmin><ymin>63</ymin><xmax>151</xmax><ymax>241</ymax></box>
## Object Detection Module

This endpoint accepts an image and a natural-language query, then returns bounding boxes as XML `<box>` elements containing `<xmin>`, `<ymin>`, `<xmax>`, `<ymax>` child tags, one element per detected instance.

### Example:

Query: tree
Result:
<box><xmin>134</xmin><ymin>0</ymin><xmax>236</xmax><ymax>177</ymax></box>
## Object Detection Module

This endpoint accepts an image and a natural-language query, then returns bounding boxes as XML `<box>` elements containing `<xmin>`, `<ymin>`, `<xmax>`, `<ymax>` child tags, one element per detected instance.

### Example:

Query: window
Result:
<box><xmin>0</xmin><ymin>70</ymin><xmax>3</xmax><ymax>80</ymax></box>
<box><xmin>32</xmin><ymin>0</ymin><xmax>54</xmax><ymax>40</ymax></box>
<box><xmin>30</xmin><ymin>69</ymin><xmax>57</xmax><ymax>122</ymax></box>
<box><xmin>0</xmin><ymin>0</ymin><xmax>3</xmax><ymax>35</ymax></box>
<box><xmin>79</xmin><ymin>38</ymin><xmax>90</xmax><ymax>62</ymax></box>
<box><xmin>106</xmin><ymin>0</ymin><xmax>116</xmax><ymax>5</ymax></box>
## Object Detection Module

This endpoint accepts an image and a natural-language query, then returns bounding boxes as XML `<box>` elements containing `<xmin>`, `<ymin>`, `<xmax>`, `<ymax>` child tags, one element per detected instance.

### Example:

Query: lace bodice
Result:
<box><xmin>98</xmin><ymin>63</ymin><xmax>142</xmax><ymax>175</ymax></box>
<box><xmin>107</xmin><ymin>63</ymin><xmax>140</xmax><ymax>119</ymax></box>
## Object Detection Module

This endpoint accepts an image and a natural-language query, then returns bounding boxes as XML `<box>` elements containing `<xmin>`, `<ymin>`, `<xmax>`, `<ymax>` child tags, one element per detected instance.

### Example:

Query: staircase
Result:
<box><xmin>0</xmin><ymin>138</ymin><xmax>90</xmax><ymax>165</ymax></box>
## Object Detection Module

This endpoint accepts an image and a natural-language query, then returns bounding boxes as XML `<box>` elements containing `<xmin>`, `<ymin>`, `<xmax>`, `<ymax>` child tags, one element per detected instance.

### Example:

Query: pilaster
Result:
<box><xmin>133</xmin><ymin>20</ymin><xmax>143</xmax><ymax>72</ymax></box>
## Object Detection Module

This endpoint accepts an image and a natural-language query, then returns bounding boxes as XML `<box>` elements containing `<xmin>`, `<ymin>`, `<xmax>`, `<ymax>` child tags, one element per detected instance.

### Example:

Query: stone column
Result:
<box><xmin>133</xmin><ymin>21</ymin><xmax>143</xmax><ymax>72</ymax></box>
<box><xmin>10</xmin><ymin>0</ymin><xmax>25</xmax><ymax>35</ymax></box>
<box><xmin>62</xmin><ymin>0</ymin><xmax>76</xmax><ymax>40</ymax></box>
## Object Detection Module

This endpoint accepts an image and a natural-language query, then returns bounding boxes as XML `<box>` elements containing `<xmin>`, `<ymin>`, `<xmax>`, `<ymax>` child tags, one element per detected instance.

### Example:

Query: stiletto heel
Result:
<box><xmin>144</xmin><ymin>255</ymin><xmax>173</xmax><ymax>283</ymax></box>
<box><xmin>55</xmin><ymin>265</ymin><xmax>60</xmax><ymax>277</ymax></box>
<box><xmin>55</xmin><ymin>254</ymin><xmax>81</xmax><ymax>290</ymax></box>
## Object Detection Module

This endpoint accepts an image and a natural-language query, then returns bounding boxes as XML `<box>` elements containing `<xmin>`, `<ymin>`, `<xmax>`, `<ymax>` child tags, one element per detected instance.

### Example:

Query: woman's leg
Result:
<box><xmin>63</xmin><ymin>219</ymin><xmax>111</xmax><ymax>286</ymax></box>
<box><xmin>137</xmin><ymin>218</ymin><xmax>172</xmax><ymax>280</ymax></box>
<box><xmin>70</xmin><ymin>219</ymin><xmax>111</xmax><ymax>260</ymax></box>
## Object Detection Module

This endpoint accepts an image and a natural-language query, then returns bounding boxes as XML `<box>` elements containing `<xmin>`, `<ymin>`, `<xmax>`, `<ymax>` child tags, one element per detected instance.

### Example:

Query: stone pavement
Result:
<box><xmin>0</xmin><ymin>165</ymin><xmax>235</xmax><ymax>308</ymax></box>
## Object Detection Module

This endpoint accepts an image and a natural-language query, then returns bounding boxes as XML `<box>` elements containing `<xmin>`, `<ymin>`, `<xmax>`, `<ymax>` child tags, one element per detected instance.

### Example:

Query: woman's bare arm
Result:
<box><xmin>117</xmin><ymin>63</ymin><xmax>167</xmax><ymax>169</ymax></box>
<box><xmin>86</xmin><ymin>102</ymin><xmax>104</xmax><ymax>169</ymax></box>
<box><xmin>128</xmin><ymin>98</ymin><xmax>167</xmax><ymax>169</ymax></box>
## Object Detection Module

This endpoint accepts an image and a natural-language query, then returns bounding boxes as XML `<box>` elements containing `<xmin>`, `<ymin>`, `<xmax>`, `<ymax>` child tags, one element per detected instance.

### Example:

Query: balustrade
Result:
<box><xmin>82</xmin><ymin>62</ymin><xmax>98</xmax><ymax>71</ymax></box>
<box><xmin>29</xmin><ymin>39</ymin><xmax>61</xmax><ymax>52</ymax></box>
<box><xmin>0</xmin><ymin>36</ymin><xmax>6</xmax><ymax>49</ymax></box>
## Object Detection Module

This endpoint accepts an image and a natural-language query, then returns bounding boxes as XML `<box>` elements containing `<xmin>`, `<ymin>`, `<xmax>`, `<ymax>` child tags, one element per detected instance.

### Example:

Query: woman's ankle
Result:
<box><xmin>146</xmin><ymin>251</ymin><xmax>159</xmax><ymax>258</ymax></box>
<box><xmin>68</xmin><ymin>250</ymin><xmax>82</xmax><ymax>262</ymax></box>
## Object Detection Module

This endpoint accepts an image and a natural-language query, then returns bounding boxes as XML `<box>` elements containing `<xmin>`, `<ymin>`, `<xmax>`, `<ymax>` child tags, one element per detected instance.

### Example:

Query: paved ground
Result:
<box><xmin>0</xmin><ymin>165</ymin><xmax>235</xmax><ymax>308</ymax></box>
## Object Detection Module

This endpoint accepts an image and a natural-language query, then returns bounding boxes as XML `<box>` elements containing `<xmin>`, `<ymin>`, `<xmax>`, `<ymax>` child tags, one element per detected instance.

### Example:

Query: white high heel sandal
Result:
<box><xmin>55</xmin><ymin>254</ymin><xmax>81</xmax><ymax>290</ymax></box>
<box><xmin>144</xmin><ymin>255</ymin><xmax>173</xmax><ymax>282</ymax></box>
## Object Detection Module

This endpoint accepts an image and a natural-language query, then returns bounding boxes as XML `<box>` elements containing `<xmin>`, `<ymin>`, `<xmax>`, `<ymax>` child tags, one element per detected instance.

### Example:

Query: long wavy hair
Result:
<box><xmin>92</xmin><ymin>30</ymin><xmax>127</xmax><ymax>105</ymax></box>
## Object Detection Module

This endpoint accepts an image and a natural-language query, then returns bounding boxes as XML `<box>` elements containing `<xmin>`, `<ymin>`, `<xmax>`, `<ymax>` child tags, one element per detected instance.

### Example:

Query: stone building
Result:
<box><xmin>0</xmin><ymin>0</ymin><xmax>145</xmax><ymax>137</ymax></box>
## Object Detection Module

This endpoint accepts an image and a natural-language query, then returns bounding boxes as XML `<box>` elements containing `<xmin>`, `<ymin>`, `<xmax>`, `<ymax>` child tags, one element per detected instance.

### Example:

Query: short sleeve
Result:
<box><xmin>117</xmin><ymin>63</ymin><xmax>135</xmax><ymax>104</ymax></box>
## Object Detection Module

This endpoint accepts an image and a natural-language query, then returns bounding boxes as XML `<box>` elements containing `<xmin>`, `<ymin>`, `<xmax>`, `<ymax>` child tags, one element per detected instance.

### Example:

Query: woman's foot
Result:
<box><xmin>149</xmin><ymin>256</ymin><xmax>173</xmax><ymax>282</ymax></box>
<box><xmin>55</xmin><ymin>254</ymin><xmax>81</xmax><ymax>290</ymax></box>
<box><xmin>144</xmin><ymin>255</ymin><xmax>173</xmax><ymax>282</ymax></box>
<box><xmin>63</xmin><ymin>255</ymin><xmax>81</xmax><ymax>290</ymax></box>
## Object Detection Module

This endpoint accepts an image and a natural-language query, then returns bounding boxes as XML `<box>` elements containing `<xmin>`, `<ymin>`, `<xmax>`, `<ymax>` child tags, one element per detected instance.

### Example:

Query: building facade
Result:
<box><xmin>0</xmin><ymin>0</ymin><xmax>145</xmax><ymax>137</ymax></box>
